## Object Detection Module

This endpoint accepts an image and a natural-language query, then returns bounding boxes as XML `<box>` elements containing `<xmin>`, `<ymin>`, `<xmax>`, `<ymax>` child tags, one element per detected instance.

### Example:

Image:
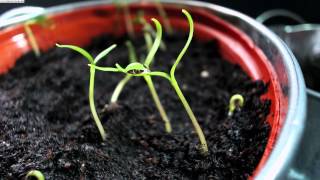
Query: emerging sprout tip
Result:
<box><xmin>228</xmin><ymin>94</ymin><xmax>245</xmax><ymax>116</ymax></box>
<box><xmin>26</xmin><ymin>170</ymin><xmax>45</xmax><ymax>180</ymax></box>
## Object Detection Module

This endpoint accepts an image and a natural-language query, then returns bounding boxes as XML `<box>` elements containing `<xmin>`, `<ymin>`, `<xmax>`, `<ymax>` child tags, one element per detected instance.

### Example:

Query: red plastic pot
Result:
<box><xmin>0</xmin><ymin>1</ymin><xmax>306</xmax><ymax>179</ymax></box>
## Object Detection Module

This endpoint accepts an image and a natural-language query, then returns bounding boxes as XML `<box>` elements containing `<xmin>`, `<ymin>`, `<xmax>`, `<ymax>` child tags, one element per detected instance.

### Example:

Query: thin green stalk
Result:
<box><xmin>142</xmin><ymin>9</ymin><xmax>209</xmax><ymax>153</ymax></box>
<box><xmin>24</xmin><ymin>16</ymin><xmax>53</xmax><ymax>57</ymax></box>
<box><xmin>171</xmin><ymin>81</ymin><xmax>208</xmax><ymax>153</ymax></box>
<box><xmin>170</xmin><ymin>9</ymin><xmax>193</xmax><ymax>79</ymax></box>
<box><xmin>144</xmin><ymin>76</ymin><xmax>172</xmax><ymax>133</ymax></box>
<box><xmin>169</xmin><ymin>9</ymin><xmax>207</xmax><ymax>154</ymax></box>
<box><xmin>126</xmin><ymin>41</ymin><xmax>138</xmax><ymax>63</ymax></box>
<box><xmin>141</xmin><ymin>70</ymin><xmax>208</xmax><ymax>153</ymax></box>
<box><xmin>110</xmin><ymin>41</ymin><xmax>136</xmax><ymax>103</ymax></box>
<box><xmin>113</xmin><ymin>0</ymin><xmax>122</xmax><ymax>33</ymax></box>
<box><xmin>110</xmin><ymin>75</ymin><xmax>132</xmax><ymax>103</ymax></box>
<box><xmin>26</xmin><ymin>170</ymin><xmax>45</xmax><ymax>180</ymax></box>
<box><xmin>154</xmin><ymin>0</ymin><xmax>173</xmax><ymax>34</ymax></box>
<box><xmin>56</xmin><ymin>43</ymin><xmax>117</xmax><ymax>141</ymax></box>
<box><xmin>89</xmin><ymin>67</ymin><xmax>107</xmax><ymax>140</ymax></box>
<box><xmin>144</xmin><ymin>18</ymin><xmax>162</xmax><ymax>67</ymax></box>
<box><xmin>123</xmin><ymin>0</ymin><xmax>134</xmax><ymax>37</ymax></box>
<box><xmin>109</xmin><ymin>21</ymin><xmax>171</xmax><ymax>133</ymax></box>
<box><xmin>135</xmin><ymin>11</ymin><xmax>166</xmax><ymax>51</ymax></box>
<box><xmin>144</xmin><ymin>30</ymin><xmax>153</xmax><ymax>51</ymax></box>
<box><xmin>24</xmin><ymin>23</ymin><xmax>40</xmax><ymax>57</ymax></box>
<box><xmin>142</xmin><ymin>19</ymin><xmax>172</xmax><ymax>132</ymax></box>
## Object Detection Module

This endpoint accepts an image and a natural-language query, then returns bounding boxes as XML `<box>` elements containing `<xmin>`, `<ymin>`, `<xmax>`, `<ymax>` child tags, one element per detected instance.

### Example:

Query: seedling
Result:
<box><xmin>126</xmin><ymin>40</ymin><xmax>138</xmax><ymax>63</ymax></box>
<box><xmin>123</xmin><ymin>0</ymin><xmax>134</xmax><ymax>37</ymax></box>
<box><xmin>110</xmin><ymin>41</ymin><xmax>135</xmax><ymax>103</ymax></box>
<box><xmin>112</xmin><ymin>0</ymin><xmax>172</xmax><ymax>37</ymax></box>
<box><xmin>110</xmin><ymin>21</ymin><xmax>172</xmax><ymax>133</ymax></box>
<box><xmin>113</xmin><ymin>0</ymin><xmax>134</xmax><ymax>37</ymax></box>
<box><xmin>56</xmin><ymin>43</ymin><xmax>117</xmax><ymax>140</ymax></box>
<box><xmin>113</xmin><ymin>0</ymin><xmax>123</xmax><ymax>33</ymax></box>
<box><xmin>134</xmin><ymin>11</ymin><xmax>166</xmax><ymax>51</ymax></box>
<box><xmin>153</xmin><ymin>0</ymin><xmax>173</xmax><ymax>34</ymax></box>
<box><xmin>228</xmin><ymin>94</ymin><xmax>245</xmax><ymax>117</ymax></box>
<box><xmin>26</xmin><ymin>170</ymin><xmax>45</xmax><ymax>180</ymax></box>
<box><xmin>90</xmin><ymin>9</ymin><xmax>209</xmax><ymax>154</ymax></box>
<box><xmin>24</xmin><ymin>15</ymin><xmax>54</xmax><ymax>57</ymax></box>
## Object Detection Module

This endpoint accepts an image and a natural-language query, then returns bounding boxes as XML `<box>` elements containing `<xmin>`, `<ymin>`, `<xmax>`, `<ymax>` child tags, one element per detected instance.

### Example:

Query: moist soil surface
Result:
<box><xmin>0</xmin><ymin>34</ymin><xmax>270</xmax><ymax>180</ymax></box>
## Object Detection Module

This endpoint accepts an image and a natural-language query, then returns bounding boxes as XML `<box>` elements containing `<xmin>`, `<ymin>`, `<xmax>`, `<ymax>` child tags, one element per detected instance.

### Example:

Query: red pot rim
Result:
<box><xmin>0</xmin><ymin>3</ymin><xmax>285</xmax><ymax>178</ymax></box>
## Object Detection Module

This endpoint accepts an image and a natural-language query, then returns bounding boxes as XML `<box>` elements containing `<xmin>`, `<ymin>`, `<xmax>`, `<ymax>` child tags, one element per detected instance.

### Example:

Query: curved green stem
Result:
<box><xmin>143</xmin><ymin>71</ymin><xmax>171</xmax><ymax>81</ymax></box>
<box><xmin>123</xmin><ymin>0</ymin><xmax>134</xmax><ymax>37</ymax></box>
<box><xmin>154</xmin><ymin>0</ymin><xmax>173</xmax><ymax>34</ymax></box>
<box><xmin>144</xmin><ymin>30</ymin><xmax>153</xmax><ymax>51</ymax></box>
<box><xmin>138</xmin><ymin>13</ymin><xmax>166</xmax><ymax>51</ymax></box>
<box><xmin>144</xmin><ymin>18</ymin><xmax>162</xmax><ymax>67</ymax></box>
<box><xmin>89</xmin><ymin>67</ymin><xmax>107</xmax><ymax>140</ymax></box>
<box><xmin>26</xmin><ymin>170</ymin><xmax>45</xmax><ymax>180</ymax></box>
<box><xmin>165</xmin><ymin>9</ymin><xmax>208</xmax><ymax>154</ymax></box>
<box><xmin>110</xmin><ymin>75</ymin><xmax>132</xmax><ymax>103</ymax></box>
<box><xmin>88</xmin><ymin>65</ymin><xmax>120</xmax><ymax>72</ymax></box>
<box><xmin>94</xmin><ymin>44</ymin><xmax>117</xmax><ymax>64</ymax></box>
<box><xmin>110</xmin><ymin>41</ymin><xmax>135</xmax><ymax>103</ymax></box>
<box><xmin>24</xmin><ymin>23</ymin><xmax>40</xmax><ymax>57</ymax></box>
<box><xmin>144</xmin><ymin>28</ymin><xmax>166</xmax><ymax>51</ymax></box>
<box><xmin>56</xmin><ymin>43</ymin><xmax>94</xmax><ymax>63</ymax></box>
<box><xmin>144</xmin><ymin>76</ymin><xmax>172</xmax><ymax>133</ymax></box>
<box><xmin>170</xmin><ymin>9</ymin><xmax>194</xmax><ymax>80</ymax></box>
<box><xmin>56</xmin><ymin>44</ymin><xmax>116</xmax><ymax>141</ymax></box>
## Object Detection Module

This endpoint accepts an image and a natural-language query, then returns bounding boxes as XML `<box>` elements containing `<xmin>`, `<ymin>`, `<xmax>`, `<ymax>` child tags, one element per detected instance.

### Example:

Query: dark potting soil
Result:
<box><xmin>0</xmin><ymin>34</ymin><xmax>270</xmax><ymax>180</ymax></box>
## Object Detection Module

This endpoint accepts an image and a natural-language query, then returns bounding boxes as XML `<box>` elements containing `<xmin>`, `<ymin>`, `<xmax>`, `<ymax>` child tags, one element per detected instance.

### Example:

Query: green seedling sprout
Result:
<box><xmin>113</xmin><ymin>0</ymin><xmax>135</xmax><ymax>37</ymax></box>
<box><xmin>110</xmin><ymin>22</ymin><xmax>172</xmax><ymax>133</ymax></box>
<box><xmin>142</xmin><ymin>20</ymin><xmax>171</xmax><ymax>133</ymax></box>
<box><xmin>24</xmin><ymin>15</ymin><xmax>53</xmax><ymax>57</ymax></box>
<box><xmin>135</xmin><ymin>11</ymin><xmax>166</xmax><ymax>51</ymax></box>
<box><xmin>228</xmin><ymin>94</ymin><xmax>245</xmax><ymax>117</ymax></box>
<box><xmin>90</xmin><ymin>9</ymin><xmax>208</xmax><ymax>154</ymax></box>
<box><xmin>110</xmin><ymin>41</ymin><xmax>136</xmax><ymax>103</ymax></box>
<box><xmin>123</xmin><ymin>0</ymin><xmax>135</xmax><ymax>37</ymax></box>
<box><xmin>113</xmin><ymin>0</ymin><xmax>172</xmax><ymax>37</ymax></box>
<box><xmin>144</xmin><ymin>28</ymin><xmax>154</xmax><ymax>51</ymax></box>
<box><xmin>56</xmin><ymin>43</ymin><xmax>117</xmax><ymax>140</ymax></box>
<box><xmin>25</xmin><ymin>170</ymin><xmax>45</xmax><ymax>180</ymax></box>
<box><xmin>24</xmin><ymin>22</ymin><xmax>40</xmax><ymax>57</ymax></box>
<box><xmin>113</xmin><ymin>0</ymin><xmax>123</xmax><ymax>33</ymax></box>
<box><xmin>154</xmin><ymin>0</ymin><xmax>173</xmax><ymax>34</ymax></box>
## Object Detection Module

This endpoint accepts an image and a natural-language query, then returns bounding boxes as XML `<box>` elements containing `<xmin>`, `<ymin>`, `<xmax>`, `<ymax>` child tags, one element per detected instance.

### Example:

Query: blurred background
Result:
<box><xmin>0</xmin><ymin>0</ymin><xmax>319</xmax><ymax>23</ymax></box>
